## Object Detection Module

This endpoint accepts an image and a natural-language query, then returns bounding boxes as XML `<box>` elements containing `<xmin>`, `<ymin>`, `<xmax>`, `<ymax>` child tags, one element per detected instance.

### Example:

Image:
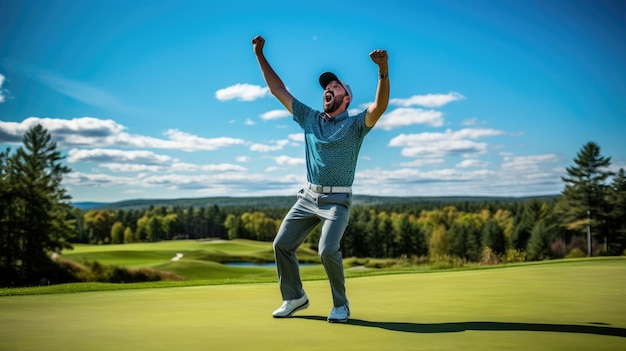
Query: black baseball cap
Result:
<box><xmin>319</xmin><ymin>72</ymin><xmax>352</xmax><ymax>97</ymax></box>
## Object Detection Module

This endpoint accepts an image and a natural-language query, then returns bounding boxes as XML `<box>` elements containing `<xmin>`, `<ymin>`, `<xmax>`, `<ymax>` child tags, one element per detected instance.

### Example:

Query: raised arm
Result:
<box><xmin>365</xmin><ymin>49</ymin><xmax>390</xmax><ymax>128</ymax></box>
<box><xmin>252</xmin><ymin>36</ymin><xmax>294</xmax><ymax>114</ymax></box>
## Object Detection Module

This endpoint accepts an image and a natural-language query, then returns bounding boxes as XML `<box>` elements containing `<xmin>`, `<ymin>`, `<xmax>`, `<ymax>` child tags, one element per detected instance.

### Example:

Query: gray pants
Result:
<box><xmin>273</xmin><ymin>187</ymin><xmax>352</xmax><ymax>307</ymax></box>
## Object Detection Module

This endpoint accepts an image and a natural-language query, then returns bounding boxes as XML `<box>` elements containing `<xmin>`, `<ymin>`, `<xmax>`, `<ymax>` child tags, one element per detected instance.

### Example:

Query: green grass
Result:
<box><xmin>63</xmin><ymin>238</ymin><xmax>275</xmax><ymax>258</ymax></box>
<box><xmin>57</xmin><ymin>239</ymin><xmax>321</xmax><ymax>281</ymax></box>
<box><xmin>1</xmin><ymin>258</ymin><xmax>625</xmax><ymax>350</ymax></box>
<box><xmin>63</xmin><ymin>238</ymin><xmax>287</xmax><ymax>266</ymax></box>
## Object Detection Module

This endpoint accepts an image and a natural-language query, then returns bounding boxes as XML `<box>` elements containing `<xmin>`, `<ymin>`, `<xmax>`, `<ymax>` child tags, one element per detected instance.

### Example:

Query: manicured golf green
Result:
<box><xmin>1</xmin><ymin>258</ymin><xmax>625</xmax><ymax>350</ymax></box>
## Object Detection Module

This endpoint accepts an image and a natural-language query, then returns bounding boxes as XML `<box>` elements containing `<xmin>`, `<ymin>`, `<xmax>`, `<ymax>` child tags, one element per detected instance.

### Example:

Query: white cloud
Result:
<box><xmin>0</xmin><ymin>117</ymin><xmax>247</xmax><ymax>151</ymax></box>
<box><xmin>390</xmin><ymin>92</ymin><xmax>465</xmax><ymax>108</ymax></box>
<box><xmin>0</xmin><ymin>117</ymin><xmax>126</xmax><ymax>144</ymax></box>
<box><xmin>375</xmin><ymin>108</ymin><xmax>444</xmax><ymax>130</ymax></box>
<box><xmin>400</xmin><ymin>140</ymin><xmax>489</xmax><ymax>158</ymax></box>
<box><xmin>171</xmin><ymin>162</ymin><xmax>202</xmax><ymax>172</ymax></box>
<box><xmin>65</xmin><ymin>148</ymin><xmax>566</xmax><ymax>199</ymax></box>
<box><xmin>501</xmin><ymin>153</ymin><xmax>561</xmax><ymax>171</ymax></box>
<box><xmin>461</xmin><ymin>118</ymin><xmax>479</xmax><ymax>126</ymax></box>
<box><xmin>396</xmin><ymin>158</ymin><xmax>446</xmax><ymax>167</ymax></box>
<box><xmin>163</xmin><ymin>129</ymin><xmax>246</xmax><ymax>151</ymax></box>
<box><xmin>389</xmin><ymin>128</ymin><xmax>504</xmax><ymax>158</ymax></box>
<box><xmin>456</xmin><ymin>159</ymin><xmax>490</xmax><ymax>168</ymax></box>
<box><xmin>66</xmin><ymin>170</ymin><xmax>305</xmax><ymax>195</ymax></box>
<box><xmin>171</xmin><ymin>162</ymin><xmax>247</xmax><ymax>173</ymax></box>
<box><xmin>67</xmin><ymin>148</ymin><xmax>173</xmax><ymax>164</ymax></box>
<box><xmin>288</xmin><ymin>133</ymin><xmax>304</xmax><ymax>142</ymax></box>
<box><xmin>273</xmin><ymin>155</ymin><xmax>304</xmax><ymax>166</ymax></box>
<box><xmin>351</xmin><ymin>150</ymin><xmax>565</xmax><ymax>197</ymax></box>
<box><xmin>201</xmin><ymin>163</ymin><xmax>247</xmax><ymax>172</ymax></box>
<box><xmin>0</xmin><ymin>74</ymin><xmax>6</xmax><ymax>103</ymax></box>
<box><xmin>100</xmin><ymin>163</ymin><xmax>164</xmax><ymax>172</ymax></box>
<box><xmin>609</xmin><ymin>161</ymin><xmax>626</xmax><ymax>174</ymax></box>
<box><xmin>355</xmin><ymin>167</ymin><xmax>495</xmax><ymax>187</ymax></box>
<box><xmin>249</xmin><ymin>139</ymin><xmax>289</xmax><ymax>152</ymax></box>
<box><xmin>348</xmin><ymin>107</ymin><xmax>365</xmax><ymax>115</ymax></box>
<box><xmin>215</xmin><ymin>83</ymin><xmax>269</xmax><ymax>101</ymax></box>
<box><xmin>453</xmin><ymin>128</ymin><xmax>504</xmax><ymax>139</ymax></box>
<box><xmin>260</xmin><ymin>109</ymin><xmax>291</xmax><ymax>121</ymax></box>
<box><xmin>236</xmin><ymin>156</ymin><xmax>250</xmax><ymax>162</ymax></box>
<box><xmin>66</xmin><ymin>148</ymin><xmax>247</xmax><ymax>174</ymax></box>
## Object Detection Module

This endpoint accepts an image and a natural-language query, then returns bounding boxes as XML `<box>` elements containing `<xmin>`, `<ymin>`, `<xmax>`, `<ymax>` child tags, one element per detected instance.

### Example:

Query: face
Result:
<box><xmin>323</xmin><ymin>80</ymin><xmax>349</xmax><ymax>115</ymax></box>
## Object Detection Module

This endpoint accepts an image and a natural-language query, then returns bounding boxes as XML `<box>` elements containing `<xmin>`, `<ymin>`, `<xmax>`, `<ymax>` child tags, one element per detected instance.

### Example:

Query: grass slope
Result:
<box><xmin>1</xmin><ymin>259</ymin><xmax>625</xmax><ymax>351</ymax></box>
<box><xmin>59</xmin><ymin>239</ymin><xmax>321</xmax><ymax>280</ymax></box>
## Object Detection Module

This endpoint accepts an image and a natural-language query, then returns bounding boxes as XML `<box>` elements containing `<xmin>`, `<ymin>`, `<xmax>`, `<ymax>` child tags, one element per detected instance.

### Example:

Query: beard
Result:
<box><xmin>323</xmin><ymin>93</ymin><xmax>346</xmax><ymax>114</ymax></box>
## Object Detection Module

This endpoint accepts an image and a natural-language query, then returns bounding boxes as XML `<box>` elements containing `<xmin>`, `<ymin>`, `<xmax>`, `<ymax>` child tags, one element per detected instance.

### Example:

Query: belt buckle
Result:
<box><xmin>309</xmin><ymin>183</ymin><xmax>328</xmax><ymax>193</ymax></box>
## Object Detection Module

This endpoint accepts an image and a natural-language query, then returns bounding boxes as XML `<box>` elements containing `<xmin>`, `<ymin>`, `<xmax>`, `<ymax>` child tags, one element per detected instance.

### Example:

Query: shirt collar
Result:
<box><xmin>320</xmin><ymin>110</ymin><xmax>349</xmax><ymax>123</ymax></box>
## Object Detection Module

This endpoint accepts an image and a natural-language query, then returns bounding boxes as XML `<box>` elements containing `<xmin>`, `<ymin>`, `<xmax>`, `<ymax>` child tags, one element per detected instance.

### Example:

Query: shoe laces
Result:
<box><xmin>280</xmin><ymin>301</ymin><xmax>294</xmax><ymax>310</ymax></box>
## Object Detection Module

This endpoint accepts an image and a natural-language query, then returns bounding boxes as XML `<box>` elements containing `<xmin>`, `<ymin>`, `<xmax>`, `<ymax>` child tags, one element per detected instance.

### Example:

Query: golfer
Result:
<box><xmin>252</xmin><ymin>35</ymin><xmax>389</xmax><ymax>323</ymax></box>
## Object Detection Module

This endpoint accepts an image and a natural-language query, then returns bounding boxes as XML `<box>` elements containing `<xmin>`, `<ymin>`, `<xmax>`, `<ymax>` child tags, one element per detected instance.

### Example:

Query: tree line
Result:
<box><xmin>1</xmin><ymin>125</ymin><xmax>625</xmax><ymax>286</ymax></box>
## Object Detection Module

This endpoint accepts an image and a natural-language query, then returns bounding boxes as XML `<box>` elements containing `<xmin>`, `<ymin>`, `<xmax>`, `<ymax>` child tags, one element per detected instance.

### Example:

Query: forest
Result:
<box><xmin>1</xmin><ymin>124</ymin><xmax>625</xmax><ymax>286</ymax></box>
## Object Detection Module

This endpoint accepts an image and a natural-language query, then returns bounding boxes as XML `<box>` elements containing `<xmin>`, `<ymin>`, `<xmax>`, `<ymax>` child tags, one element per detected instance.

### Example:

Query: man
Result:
<box><xmin>252</xmin><ymin>35</ymin><xmax>389</xmax><ymax>323</ymax></box>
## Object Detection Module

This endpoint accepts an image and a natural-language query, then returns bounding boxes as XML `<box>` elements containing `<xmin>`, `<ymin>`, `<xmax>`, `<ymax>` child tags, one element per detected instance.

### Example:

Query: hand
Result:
<box><xmin>252</xmin><ymin>35</ymin><xmax>265</xmax><ymax>55</ymax></box>
<box><xmin>369</xmin><ymin>49</ymin><xmax>388</xmax><ymax>66</ymax></box>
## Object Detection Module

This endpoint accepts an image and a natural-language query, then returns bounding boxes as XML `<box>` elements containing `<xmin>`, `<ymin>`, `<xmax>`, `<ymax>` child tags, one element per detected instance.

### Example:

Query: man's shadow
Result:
<box><xmin>294</xmin><ymin>316</ymin><xmax>626</xmax><ymax>338</ymax></box>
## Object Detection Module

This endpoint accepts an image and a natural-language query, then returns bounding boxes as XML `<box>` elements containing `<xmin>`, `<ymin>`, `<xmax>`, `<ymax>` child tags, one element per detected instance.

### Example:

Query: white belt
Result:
<box><xmin>306</xmin><ymin>182</ymin><xmax>352</xmax><ymax>194</ymax></box>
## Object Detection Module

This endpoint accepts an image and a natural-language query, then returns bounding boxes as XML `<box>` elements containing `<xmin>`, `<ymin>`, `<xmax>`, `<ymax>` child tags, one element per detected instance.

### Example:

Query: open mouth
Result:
<box><xmin>325</xmin><ymin>91</ymin><xmax>334</xmax><ymax>103</ymax></box>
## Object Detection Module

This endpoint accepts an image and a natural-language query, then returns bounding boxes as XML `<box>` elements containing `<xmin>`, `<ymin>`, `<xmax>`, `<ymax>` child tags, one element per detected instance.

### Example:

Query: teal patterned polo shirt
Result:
<box><xmin>292</xmin><ymin>98</ymin><xmax>372</xmax><ymax>187</ymax></box>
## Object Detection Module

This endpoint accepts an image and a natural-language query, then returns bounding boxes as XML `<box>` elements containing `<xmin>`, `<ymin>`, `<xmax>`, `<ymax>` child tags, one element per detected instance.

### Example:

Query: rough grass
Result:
<box><xmin>1</xmin><ymin>258</ymin><xmax>625</xmax><ymax>351</ymax></box>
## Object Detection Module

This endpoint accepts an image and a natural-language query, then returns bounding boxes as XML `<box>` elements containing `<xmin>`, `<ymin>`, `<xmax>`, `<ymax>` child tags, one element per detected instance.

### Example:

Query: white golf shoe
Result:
<box><xmin>327</xmin><ymin>302</ymin><xmax>350</xmax><ymax>323</ymax></box>
<box><xmin>272</xmin><ymin>293</ymin><xmax>309</xmax><ymax>318</ymax></box>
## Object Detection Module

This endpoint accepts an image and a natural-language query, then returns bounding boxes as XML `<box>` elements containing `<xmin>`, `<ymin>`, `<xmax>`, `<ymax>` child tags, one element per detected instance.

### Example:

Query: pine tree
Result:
<box><xmin>526</xmin><ymin>222</ymin><xmax>552</xmax><ymax>261</ymax></box>
<box><xmin>482</xmin><ymin>219</ymin><xmax>506</xmax><ymax>255</ymax></box>
<box><xmin>365</xmin><ymin>210</ymin><xmax>383</xmax><ymax>257</ymax></box>
<box><xmin>556</xmin><ymin>141</ymin><xmax>613</xmax><ymax>256</ymax></box>
<box><xmin>0</xmin><ymin>148</ymin><xmax>20</xmax><ymax>284</ymax></box>
<box><xmin>1</xmin><ymin>124</ymin><xmax>74</xmax><ymax>285</ymax></box>
<box><xmin>606</xmin><ymin>168</ymin><xmax>626</xmax><ymax>254</ymax></box>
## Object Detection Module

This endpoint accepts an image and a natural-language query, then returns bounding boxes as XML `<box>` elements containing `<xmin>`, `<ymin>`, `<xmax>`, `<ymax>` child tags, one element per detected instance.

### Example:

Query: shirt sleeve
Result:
<box><xmin>292</xmin><ymin>98</ymin><xmax>317</xmax><ymax>129</ymax></box>
<box><xmin>356</xmin><ymin>110</ymin><xmax>372</xmax><ymax>137</ymax></box>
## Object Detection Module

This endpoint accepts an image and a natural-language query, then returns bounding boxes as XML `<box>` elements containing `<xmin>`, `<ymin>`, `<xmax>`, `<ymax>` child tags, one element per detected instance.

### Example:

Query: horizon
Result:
<box><xmin>71</xmin><ymin>192</ymin><xmax>560</xmax><ymax>209</ymax></box>
<box><xmin>1</xmin><ymin>0</ymin><xmax>625</xmax><ymax>202</ymax></box>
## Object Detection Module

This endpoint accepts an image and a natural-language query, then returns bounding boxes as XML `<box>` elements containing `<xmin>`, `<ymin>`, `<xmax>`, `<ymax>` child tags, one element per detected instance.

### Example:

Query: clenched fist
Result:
<box><xmin>369</xmin><ymin>49</ymin><xmax>388</xmax><ymax>65</ymax></box>
<box><xmin>252</xmin><ymin>35</ymin><xmax>265</xmax><ymax>55</ymax></box>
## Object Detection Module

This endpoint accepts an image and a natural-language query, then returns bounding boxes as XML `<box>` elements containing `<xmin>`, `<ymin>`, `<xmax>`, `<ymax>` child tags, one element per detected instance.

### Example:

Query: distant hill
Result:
<box><xmin>72</xmin><ymin>194</ymin><xmax>559</xmax><ymax>210</ymax></box>
<box><xmin>72</xmin><ymin>202</ymin><xmax>109</xmax><ymax>210</ymax></box>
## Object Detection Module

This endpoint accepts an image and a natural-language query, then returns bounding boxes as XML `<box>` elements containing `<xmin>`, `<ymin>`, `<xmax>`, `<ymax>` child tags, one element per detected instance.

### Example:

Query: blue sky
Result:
<box><xmin>1</xmin><ymin>0</ymin><xmax>625</xmax><ymax>202</ymax></box>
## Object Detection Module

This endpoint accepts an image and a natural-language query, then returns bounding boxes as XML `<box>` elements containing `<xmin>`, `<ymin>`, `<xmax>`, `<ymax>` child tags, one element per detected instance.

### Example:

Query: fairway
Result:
<box><xmin>1</xmin><ymin>259</ymin><xmax>625</xmax><ymax>351</ymax></box>
<box><xmin>58</xmin><ymin>239</ymin><xmax>323</xmax><ymax>281</ymax></box>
